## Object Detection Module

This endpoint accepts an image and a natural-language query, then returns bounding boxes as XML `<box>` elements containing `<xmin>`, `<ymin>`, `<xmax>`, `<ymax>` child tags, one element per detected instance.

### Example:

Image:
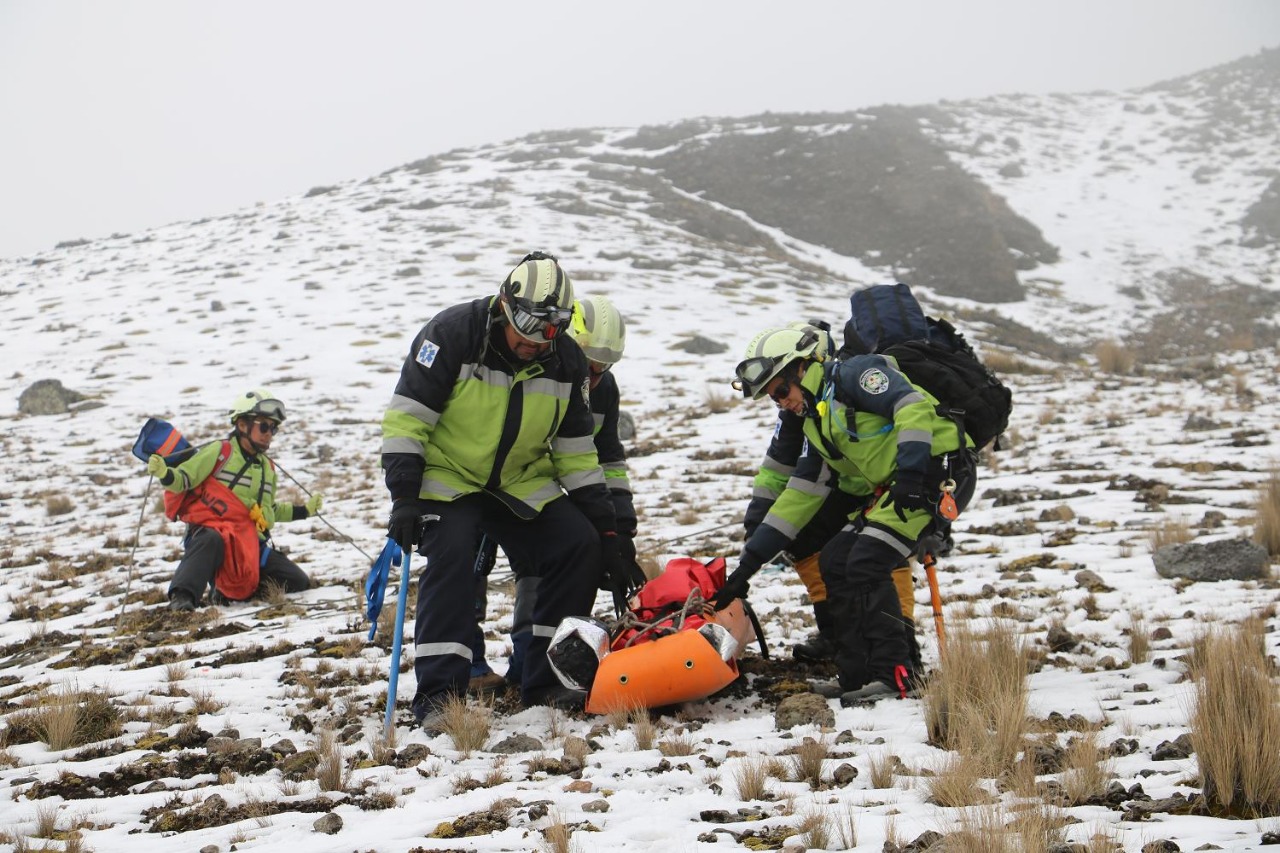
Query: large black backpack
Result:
<box><xmin>839</xmin><ymin>284</ymin><xmax>1013</xmax><ymax>451</ymax></box>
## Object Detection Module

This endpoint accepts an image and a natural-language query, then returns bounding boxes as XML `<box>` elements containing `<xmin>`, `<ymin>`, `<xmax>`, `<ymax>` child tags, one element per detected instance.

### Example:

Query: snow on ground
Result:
<box><xmin>0</xmin><ymin>99</ymin><xmax>1278</xmax><ymax>852</ymax></box>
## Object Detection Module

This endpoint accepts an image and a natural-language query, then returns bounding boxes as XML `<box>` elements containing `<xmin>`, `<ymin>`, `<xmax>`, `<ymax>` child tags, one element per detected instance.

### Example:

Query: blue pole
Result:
<box><xmin>384</xmin><ymin>549</ymin><xmax>411</xmax><ymax>737</ymax></box>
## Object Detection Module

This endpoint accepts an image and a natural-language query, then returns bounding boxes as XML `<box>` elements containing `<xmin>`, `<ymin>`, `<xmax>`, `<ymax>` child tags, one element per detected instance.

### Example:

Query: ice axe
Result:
<box><xmin>917</xmin><ymin>534</ymin><xmax>947</xmax><ymax>658</ymax></box>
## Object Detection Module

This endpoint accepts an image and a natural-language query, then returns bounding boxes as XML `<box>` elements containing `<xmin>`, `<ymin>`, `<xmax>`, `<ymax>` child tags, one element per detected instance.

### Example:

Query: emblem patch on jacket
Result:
<box><xmin>581</xmin><ymin>378</ymin><xmax>591</xmax><ymax>406</ymax></box>
<box><xmin>415</xmin><ymin>339</ymin><xmax>440</xmax><ymax>368</ymax></box>
<box><xmin>859</xmin><ymin>368</ymin><xmax>890</xmax><ymax>395</ymax></box>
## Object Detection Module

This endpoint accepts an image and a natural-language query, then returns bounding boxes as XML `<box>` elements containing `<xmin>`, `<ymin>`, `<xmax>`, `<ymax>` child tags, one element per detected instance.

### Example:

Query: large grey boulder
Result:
<box><xmin>1152</xmin><ymin>538</ymin><xmax>1272</xmax><ymax>582</ymax></box>
<box><xmin>17</xmin><ymin>378</ymin><xmax>86</xmax><ymax>415</ymax></box>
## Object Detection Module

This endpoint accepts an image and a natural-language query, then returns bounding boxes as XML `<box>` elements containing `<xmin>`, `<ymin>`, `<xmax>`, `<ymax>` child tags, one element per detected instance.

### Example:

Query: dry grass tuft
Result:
<box><xmin>629</xmin><ymin>706</ymin><xmax>657</xmax><ymax>751</ymax></box>
<box><xmin>925</xmin><ymin>751</ymin><xmax>991</xmax><ymax>807</ymax></box>
<box><xmin>442</xmin><ymin>693</ymin><xmax>492</xmax><ymax>757</ymax></box>
<box><xmin>923</xmin><ymin>619</ymin><xmax>1031</xmax><ymax>778</ymax></box>
<box><xmin>732</xmin><ymin>755</ymin><xmax>771</xmax><ymax>801</ymax></box>
<box><xmin>1093</xmin><ymin>340</ymin><xmax>1134</xmax><ymax>375</ymax></box>
<box><xmin>795</xmin><ymin>807</ymin><xmax>831</xmax><ymax>850</ymax></box>
<box><xmin>188</xmin><ymin>684</ymin><xmax>226</xmax><ymax>715</ymax></box>
<box><xmin>540</xmin><ymin>810</ymin><xmax>580</xmax><ymax>853</ymax></box>
<box><xmin>1149</xmin><ymin>516</ymin><xmax>1193</xmax><ymax>551</ymax></box>
<box><xmin>789</xmin><ymin>736</ymin><xmax>828</xmax><ymax>789</ymax></box>
<box><xmin>1127</xmin><ymin>611</ymin><xmax>1150</xmax><ymax>665</ymax></box>
<box><xmin>834</xmin><ymin>804</ymin><xmax>859</xmax><ymax>848</ymax></box>
<box><xmin>867</xmin><ymin>750</ymin><xmax>896</xmax><ymax>789</ymax></box>
<box><xmin>314</xmin><ymin>728</ymin><xmax>352</xmax><ymax>792</ymax></box>
<box><xmin>657</xmin><ymin>729</ymin><xmax>698</xmax><ymax>757</ymax></box>
<box><xmin>1189</xmin><ymin>619</ymin><xmax>1280</xmax><ymax>816</ymax></box>
<box><xmin>1061</xmin><ymin>730</ymin><xmax>1112</xmax><ymax>806</ymax></box>
<box><xmin>45</xmin><ymin>494</ymin><xmax>75</xmax><ymax>516</ymax></box>
<box><xmin>1254</xmin><ymin>468</ymin><xmax>1280</xmax><ymax>556</ymax></box>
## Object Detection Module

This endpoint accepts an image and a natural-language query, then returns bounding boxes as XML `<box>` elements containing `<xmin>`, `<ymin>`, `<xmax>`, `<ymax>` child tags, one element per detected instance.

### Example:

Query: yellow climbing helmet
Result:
<box><xmin>228</xmin><ymin>389</ymin><xmax>286</xmax><ymax>424</ymax></box>
<box><xmin>570</xmin><ymin>295</ymin><xmax>627</xmax><ymax>365</ymax></box>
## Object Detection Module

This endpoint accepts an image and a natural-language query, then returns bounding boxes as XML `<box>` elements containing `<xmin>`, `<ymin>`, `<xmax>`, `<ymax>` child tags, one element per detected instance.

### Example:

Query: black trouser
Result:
<box><xmin>410</xmin><ymin>493</ymin><xmax>599</xmax><ymax>719</ymax></box>
<box><xmin>168</xmin><ymin>526</ymin><xmax>311</xmax><ymax>603</ymax></box>
<box><xmin>820</xmin><ymin>451</ymin><xmax>977</xmax><ymax>690</ymax></box>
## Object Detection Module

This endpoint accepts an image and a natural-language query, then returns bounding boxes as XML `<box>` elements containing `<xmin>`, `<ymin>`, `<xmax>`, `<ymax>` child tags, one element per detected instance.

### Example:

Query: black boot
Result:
<box><xmin>793</xmin><ymin>600</ymin><xmax>837</xmax><ymax>662</ymax></box>
<box><xmin>168</xmin><ymin>590</ymin><xmax>197</xmax><ymax>612</ymax></box>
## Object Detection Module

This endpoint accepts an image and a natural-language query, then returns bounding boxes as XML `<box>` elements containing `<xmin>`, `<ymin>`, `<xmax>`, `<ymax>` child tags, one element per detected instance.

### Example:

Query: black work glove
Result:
<box><xmin>600</xmin><ymin>532</ymin><xmax>644</xmax><ymax>618</ymax></box>
<box><xmin>387</xmin><ymin>498</ymin><xmax>429</xmax><ymax>552</ymax></box>
<box><xmin>617</xmin><ymin>531</ymin><xmax>647</xmax><ymax>587</ymax></box>
<box><xmin>713</xmin><ymin>553</ymin><xmax>761</xmax><ymax>611</ymax></box>
<box><xmin>887</xmin><ymin>470</ymin><xmax>930</xmax><ymax>521</ymax></box>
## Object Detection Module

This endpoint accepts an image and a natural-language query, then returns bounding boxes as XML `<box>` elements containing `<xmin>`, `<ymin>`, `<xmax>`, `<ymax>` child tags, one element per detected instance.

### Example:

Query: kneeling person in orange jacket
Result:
<box><xmin>147</xmin><ymin>389</ymin><xmax>318</xmax><ymax>611</ymax></box>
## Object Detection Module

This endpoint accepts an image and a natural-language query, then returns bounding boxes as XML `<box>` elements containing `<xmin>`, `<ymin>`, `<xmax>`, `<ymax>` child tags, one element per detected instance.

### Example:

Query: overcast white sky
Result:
<box><xmin>2</xmin><ymin>1</ymin><xmax>1278</xmax><ymax>259</ymax></box>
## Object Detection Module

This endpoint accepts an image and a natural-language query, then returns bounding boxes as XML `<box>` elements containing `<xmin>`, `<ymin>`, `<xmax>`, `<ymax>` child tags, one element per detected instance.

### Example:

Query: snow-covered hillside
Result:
<box><xmin>0</xmin><ymin>51</ymin><xmax>1278</xmax><ymax>853</ymax></box>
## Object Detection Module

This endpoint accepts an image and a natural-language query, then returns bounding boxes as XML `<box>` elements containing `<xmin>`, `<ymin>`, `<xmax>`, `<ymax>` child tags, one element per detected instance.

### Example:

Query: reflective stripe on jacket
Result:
<box><xmin>381</xmin><ymin>297</ymin><xmax>614</xmax><ymax>530</ymax></box>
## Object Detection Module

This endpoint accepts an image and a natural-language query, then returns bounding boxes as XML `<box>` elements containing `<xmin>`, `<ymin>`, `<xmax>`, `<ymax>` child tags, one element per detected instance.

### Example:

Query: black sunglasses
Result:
<box><xmin>252</xmin><ymin>419</ymin><xmax>280</xmax><ymax>435</ymax></box>
<box><xmin>767</xmin><ymin>378</ymin><xmax>792</xmax><ymax>403</ymax></box>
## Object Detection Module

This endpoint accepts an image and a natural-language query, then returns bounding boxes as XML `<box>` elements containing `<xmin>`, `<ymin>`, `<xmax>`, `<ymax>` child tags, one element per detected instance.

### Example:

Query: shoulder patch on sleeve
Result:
<box><xmin>415</xmin><ymin>339</ymin><xmax>440</xmax><ymax>368</ymax></box>
<box><xmin>859</xmin><ymin>367</ymin><xmax>890</xmax><ymax>395</ymax></box>
<box><xmin>581</xmin><ymin>377</ymin><xmax>591</xmax><ymax>407</ymax></box>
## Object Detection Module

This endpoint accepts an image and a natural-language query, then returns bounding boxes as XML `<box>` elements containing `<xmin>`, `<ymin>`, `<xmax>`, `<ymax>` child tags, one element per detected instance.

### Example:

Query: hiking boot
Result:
<box><xmin>168</xmin><ymin>591</ymin><xmax>197</xmax><ymax>612</ymax></box>
<box><xmin>522</xmin><ymin>685</ymin><xmax>586</xmax><ymax>712</ymax></box>
<box><xmin>467</xmin><ymin>672</ymin><xmax>508</xmax><ymax>698</ymax></box>
<box><xmin>418</xmin><ymin>706</ymin><xmax>448</xmax><ymax>736</ymax></box>
<box><xmin>809</xmin><ymin>679</ymin><xmax>844</xmax><ymax>699</ymax></box>
<box><xmin>209</xmin><ymin>589</ymin><xmax>231</xmax><ymax>607</ymax></box>
<box><xmin>839</xmin><ymin>680</ymin><xmax>901</xmax><ymax>706</ymax></box>
<box><xmin>792</xmin><ymin>633</ymin><xmax>836</xmax><ymax>663</ymax></box>
<box><xmin>840</xmin><ymin>667</ymin><xmax>918</xmax><ymax>707</ymax></box>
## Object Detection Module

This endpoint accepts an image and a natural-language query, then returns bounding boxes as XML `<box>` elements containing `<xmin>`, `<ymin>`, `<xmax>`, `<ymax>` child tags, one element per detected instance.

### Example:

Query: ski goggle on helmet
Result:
<box><xmin>499</xmin><ymin>251</ymin><xmax>574</xmax><ymax>342</ymax></box>
<box><xmin>228</xmin><ymin>388</ymin><xmax>287</xmax><ymax>424</ymax></box>
<box><xmin>732</xmin><ymin>325</ymin><xmax>825</xmax><ymax>400</ymax></box>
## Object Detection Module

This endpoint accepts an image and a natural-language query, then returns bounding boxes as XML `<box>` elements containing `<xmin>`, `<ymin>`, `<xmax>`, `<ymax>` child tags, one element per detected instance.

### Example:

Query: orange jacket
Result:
<box><xmin>166</xmin><ymin>477</ymin><xmax>261</xmax><ymax>600</ymax></box>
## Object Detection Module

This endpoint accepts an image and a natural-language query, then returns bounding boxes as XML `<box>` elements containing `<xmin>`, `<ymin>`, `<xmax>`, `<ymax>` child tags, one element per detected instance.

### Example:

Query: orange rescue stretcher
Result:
<box><xmin>547</xmin><ymin>557</ymin><xmax>761</xmax><ymax>715</ymax></box>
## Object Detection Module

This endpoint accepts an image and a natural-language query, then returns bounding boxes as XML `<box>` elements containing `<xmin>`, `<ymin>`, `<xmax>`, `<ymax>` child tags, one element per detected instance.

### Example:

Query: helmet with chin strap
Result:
<box><xmin>228</xmin><ymin>389</ymin><xmax>286</xmax><ymax>424</ymax></box>
<box><xmin>569</xmin><ymin>295</ymin><xmax>626</xmax><ymax>365</ymax></box>
<box><xmin>498</xmin><ymin>251</ymin><xmax>575</xmax><ymax>342</ymax></box>
<box><xmin>732</xmin><ymin>325</ymin><xmax>825</xmax><ymax>399</ymax></box>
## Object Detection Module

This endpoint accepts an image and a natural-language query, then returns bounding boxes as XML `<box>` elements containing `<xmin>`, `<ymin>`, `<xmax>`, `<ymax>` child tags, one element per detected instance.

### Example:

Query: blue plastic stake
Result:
<box><xmin>384</xmin><ymin>549</ymin><xmax>411</xmax><ymax>738</ymax></box>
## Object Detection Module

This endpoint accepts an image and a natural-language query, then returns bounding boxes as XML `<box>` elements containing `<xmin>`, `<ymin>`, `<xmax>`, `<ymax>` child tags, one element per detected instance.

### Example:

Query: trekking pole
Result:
<box><xmin>269</xmin><ymin>456</ymin><xmax>374</xmax><ymax>563</ymax></box>
<box><xmin>116</xmin><ymin>476</ymin><xmax>154</xmax><ymax>632</ymax></box>
<box><xmin>923</xmin><ymin>550</ymin><xmax>946</xmax><ymax>658</ymax></box>
<box><xmin>384</xmin><ymin>548</ymin><xmax>411</xmax><ymax>739</ymax></box>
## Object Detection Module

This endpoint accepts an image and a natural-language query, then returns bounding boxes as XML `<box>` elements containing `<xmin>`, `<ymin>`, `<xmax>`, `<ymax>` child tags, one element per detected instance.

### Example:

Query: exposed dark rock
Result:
<box><xmin>672</xmin><ymin>335</ymin><xmax>728</xmax><ymax>355</ymax></box>
<box><xmin>18</xmin><ymin>379</ymin><xmax>87</xmax><ymax>416</ymax></box>
<box><xmin>1153</xmin><ymin>538</ymin><xmax>1271</xmax><ymax>582</ymax></box>
<box><xmin>774</xmin><ymin>692</ymin><xmax>835</xmax><ymax>729</ymax></box>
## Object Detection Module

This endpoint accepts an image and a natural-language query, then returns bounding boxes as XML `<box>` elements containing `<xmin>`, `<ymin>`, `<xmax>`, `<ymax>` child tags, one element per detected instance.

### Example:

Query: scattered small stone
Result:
<box><xmin>1152</xmin><ymin>733</ymin><xmax>1193</xmax><ymax>761</ymax></box>
<box><xmin>1141</xmin><ymin>841</ymin><xmax>1180</xmax><ymax>853</ymax></box>
<box><xmin>582</xmin><ymin>799</ymin><xmax>609</xmax><ymax>813</ymax></box>
<box><xmin>1074</xmin><ymin>569</ymin><xmax>1111</xmax><ymax>592</ymax></box>
<box><xmin>312</xmin><ymin>812</ymin><xmax>342</xmax><ymax>834</ymax></box>
<box><xmin>1152</xmin><ymin>627</ymin><xmax>1174</xmax><ymax>641</ymax></box>
<box><xmin>489</xmin><ymin>733</ymin><xmax>544</xmax><ymax>754</ymax></box>
<box><xmin>832</xmin><ymin>763</ymin><xmax>858</xmax><ymax>786</ymax></box>
<box><xmin>1046</xmin><ymin>624</ymin><xmax>1078</xmax><ymax>653</ymax></box>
